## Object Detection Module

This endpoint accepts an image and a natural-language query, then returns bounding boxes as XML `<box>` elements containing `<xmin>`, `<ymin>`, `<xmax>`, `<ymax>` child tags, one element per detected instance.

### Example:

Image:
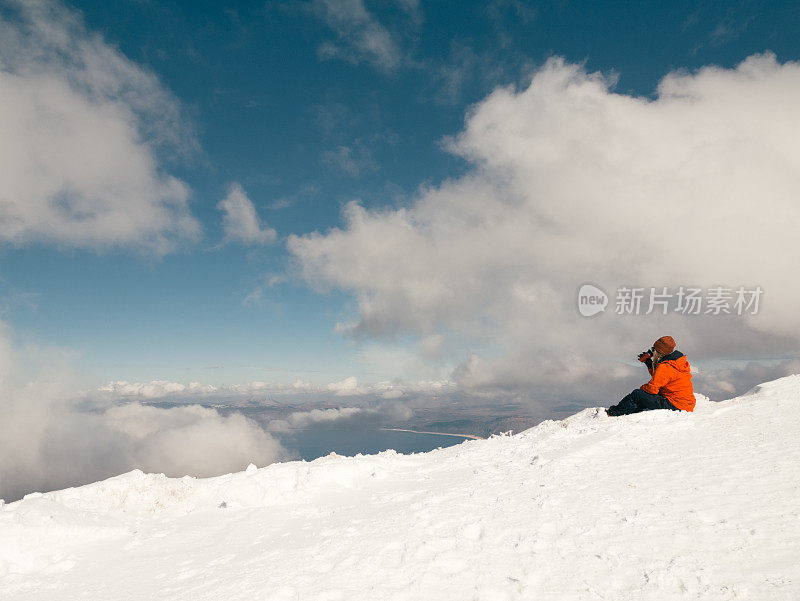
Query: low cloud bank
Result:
<box><xmin>267</xmin><ymin>401</ymin><xmax>413</xmax><ymax>433</ymax></box>
<box><xmin>0</xmin><ymin>324</ymin><xmax>288</xmax><ymax>503</ymax></box>
<box><xmin>98</xmin><ymin>376</ymin><xmax>455</xmax><ymax>402</ymax></box>
<box><xmin>0</xmin><ymin>395</ymin><xmax>288</xmax><ymax>503</ymax></box>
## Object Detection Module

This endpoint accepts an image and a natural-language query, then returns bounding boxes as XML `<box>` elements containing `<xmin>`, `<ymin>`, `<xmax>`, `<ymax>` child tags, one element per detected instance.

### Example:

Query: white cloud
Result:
<box><xmin>100</xmin><ymin>403</ymin><xmax>285</xmax><ymax>480</ymax></box>
<box><xmin>267</xmin><ymin>406</ymin><xmax>364</xmax><ymax>432</ymax></box>
<box><xmin>0</xmin><ymin>0</ymin><xmax>200</xmax><ymax>253</ymax></box>
<box><xmin>288</xmin><ymin>54</ymin><xmax>800</xmax><ymax>401</ymax></box>
<box><xmin>311</xmin><ymin>0</ymin><xmax>407</xmax><ymax>71</ymax></box>
<box><xmin>217</xmin><ymin>183</ymin><xmax>277</xmax><ymax>246</ymax></box>
<box><xmin>267</xmin><ymin>401</ymin><xmax>413</xmax><ymax>432</ymax></box>
<box><xmin>326</xmin><ymin>375</ymin><xmax>361</xmax><ymax>396</ymax></box>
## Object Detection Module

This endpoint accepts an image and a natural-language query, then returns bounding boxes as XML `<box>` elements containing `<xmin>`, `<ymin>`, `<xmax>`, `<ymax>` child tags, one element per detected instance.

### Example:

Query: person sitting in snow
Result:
<box><xmin>606</xmin><ymin>336</ymin><xmax>695</xmax><ymax>416</ymax></box>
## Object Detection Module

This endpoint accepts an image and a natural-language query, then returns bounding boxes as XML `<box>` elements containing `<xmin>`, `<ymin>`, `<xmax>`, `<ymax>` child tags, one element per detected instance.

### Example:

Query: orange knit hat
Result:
<box><xmin>653</xmin><ymin>335</ymin><xmax>676</xmax><ymax>355</ymax></box>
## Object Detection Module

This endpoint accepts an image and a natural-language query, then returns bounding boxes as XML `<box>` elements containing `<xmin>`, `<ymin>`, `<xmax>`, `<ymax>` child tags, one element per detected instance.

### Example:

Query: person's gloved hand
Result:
<box><xmin>638</xmin><ymin>348</ymin><xmax>655</xmax><ymax>370</ymax></box>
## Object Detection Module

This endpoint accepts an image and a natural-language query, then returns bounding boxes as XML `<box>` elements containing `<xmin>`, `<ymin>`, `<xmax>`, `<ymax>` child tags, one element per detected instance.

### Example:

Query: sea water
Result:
<box><xmin>278</xmin><ymin>428</ymin><xmax>472</xmax><ymax>461</ymax></box>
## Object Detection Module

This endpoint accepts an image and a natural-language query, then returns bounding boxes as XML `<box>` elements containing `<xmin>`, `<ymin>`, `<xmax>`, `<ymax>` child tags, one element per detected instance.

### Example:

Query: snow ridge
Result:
<box><xmin>2</xmin><ymin>378</ymin><xmax>800</xmax><ymax>600</ymax></box>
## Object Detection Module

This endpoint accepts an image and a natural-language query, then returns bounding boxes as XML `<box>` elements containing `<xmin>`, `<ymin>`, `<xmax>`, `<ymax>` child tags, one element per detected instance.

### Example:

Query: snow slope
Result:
<box><xmin>2</xmin><ymin>377</ymin><xmax>800</xmax><ymax>600</ymax></box>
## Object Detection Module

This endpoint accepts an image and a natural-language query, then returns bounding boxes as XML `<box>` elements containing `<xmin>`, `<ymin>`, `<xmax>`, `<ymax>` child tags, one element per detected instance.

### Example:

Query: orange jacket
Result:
<box><xmin>641</xmin><ymin>351</ymin><xmax>695</xmax><ymax>411</ymax></box>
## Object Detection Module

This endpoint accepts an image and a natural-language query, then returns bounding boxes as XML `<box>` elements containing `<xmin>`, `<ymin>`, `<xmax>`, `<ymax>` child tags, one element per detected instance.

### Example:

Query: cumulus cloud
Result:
<box><xmin>0</xmin><ymin>322</ymin><xmax>288</xmax><ymax>503</ymax></box>
<box><xmin>289</xmin><ymin>54</ymin><xmax>800</xmax><ymax>402</ymax></box>
<box><xmin>327</xmin><ymin>375</ymin><xmax>361</xmax><ymax>395</ymax></box>
<box><xmin>217</xmin><ymin>183</ymin><xmax>277</xmax><ymax>246</ymax></box>
<box><xmin>0</xmin><ymin>0</ymin><xmax>199</xmax><ymax>253</ymax></box>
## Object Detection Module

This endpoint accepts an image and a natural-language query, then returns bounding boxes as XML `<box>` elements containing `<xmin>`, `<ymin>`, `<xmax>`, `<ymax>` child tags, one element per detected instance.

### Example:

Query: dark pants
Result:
<box><xmin>607</xmin><ymin>388</ymin><xmax>679</xmax><ymax>416</ymax></box>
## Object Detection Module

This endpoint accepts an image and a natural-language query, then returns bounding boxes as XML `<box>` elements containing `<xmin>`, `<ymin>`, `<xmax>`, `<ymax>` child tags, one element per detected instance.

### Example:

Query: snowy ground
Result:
<box><xmin>2</xmin><ymin>377</ymin><xmax>799</xmax><ymax>600</ymax></box>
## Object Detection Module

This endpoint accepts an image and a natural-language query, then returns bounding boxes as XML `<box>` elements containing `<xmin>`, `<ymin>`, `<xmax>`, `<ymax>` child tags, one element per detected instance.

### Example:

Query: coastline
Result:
<box><xmin>380</xmin><ymin>427</ymin><xmax>483</xmax><ymax>440</ymax></box>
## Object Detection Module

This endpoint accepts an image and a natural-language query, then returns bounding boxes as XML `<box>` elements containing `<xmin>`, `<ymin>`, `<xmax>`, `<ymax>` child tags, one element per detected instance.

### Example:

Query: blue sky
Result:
<box><xmin>2</xmin><ymin>0</ymin><xmax>800</xmax><ymax>399</ymax></box>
